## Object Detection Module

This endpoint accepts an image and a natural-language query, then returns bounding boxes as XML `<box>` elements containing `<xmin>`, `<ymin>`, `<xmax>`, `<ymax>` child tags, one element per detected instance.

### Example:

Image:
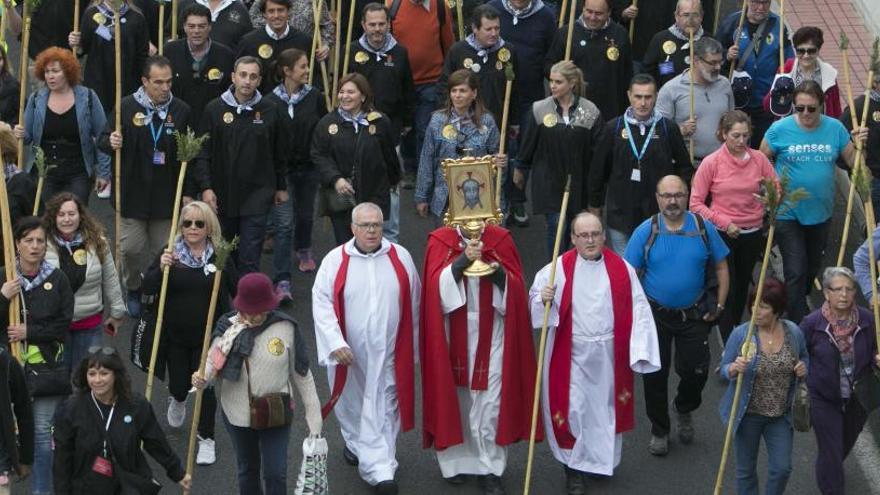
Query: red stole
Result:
<box><xmin>320</xmin><ymin>244</ymin><xmax>415</xmax><ymax>432</ymax></box>
<box><xmin>448</xmin><ymin>277</ymin><xmax>495</xmax><ymax>390</ymax></box>
<box><xmin>549</xmin><ymin>248</ymin><xmax>634</xmax><ymax>449</ymax></box>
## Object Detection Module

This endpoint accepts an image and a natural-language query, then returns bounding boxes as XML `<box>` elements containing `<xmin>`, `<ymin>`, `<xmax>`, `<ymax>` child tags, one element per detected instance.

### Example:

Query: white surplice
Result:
<box><xmin>312</xmin><ymin>239</ymin><xmax>421</xmax><ymax>485</ymax></box>
<box><xmin>529</xmin><ymin>255</ymin><xmax>660</xmax><ymax>475</ymax></box>
<box><xmin>435</xmin><ymin>266</ymin><xmax>508</xmax><ymax>478</ymax></box>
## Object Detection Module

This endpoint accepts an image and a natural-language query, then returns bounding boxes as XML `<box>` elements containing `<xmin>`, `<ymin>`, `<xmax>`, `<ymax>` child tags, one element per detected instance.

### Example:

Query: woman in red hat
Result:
<box><xmin>192</xmin><ymin>272</ymin><xmax>321</xmax><ymax>495</ymax></box>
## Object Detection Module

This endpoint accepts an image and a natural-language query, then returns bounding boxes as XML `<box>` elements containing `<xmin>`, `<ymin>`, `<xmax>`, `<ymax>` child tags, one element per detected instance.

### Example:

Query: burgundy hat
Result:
<box><xmin>233</xmin><ymin>273</ymin><xmax>282</xmax><ymax>314</ymax></box>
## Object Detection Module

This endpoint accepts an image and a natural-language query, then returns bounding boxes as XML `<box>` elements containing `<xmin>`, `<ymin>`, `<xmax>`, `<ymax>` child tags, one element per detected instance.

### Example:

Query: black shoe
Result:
<box><xmin>342</xmin><ymin>446</ymin><xmax>359</xmax><ymax>466</ymax></box>
<box><xmin>479</xmin><ymin>474</ymin><xmax>505</xmax><ymax>495</ymax></box>
<box><xmin>374</xmin><ymin>480</ymin><xmax>398</xmax><ymax>495</ymax></box>
<box><xmin>565</xmin><ymin>467</ymin><xmax>587</xmax><ymax>495</ymax></box>
<box><xmin>444</xmin><ymin>474</ymin><xmax>467</xmax><ymax>485</ymax></box>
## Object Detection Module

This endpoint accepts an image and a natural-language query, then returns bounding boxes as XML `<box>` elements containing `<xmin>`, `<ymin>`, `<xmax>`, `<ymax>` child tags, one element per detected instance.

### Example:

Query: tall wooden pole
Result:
<box><xmin>523</xmin><ymin>176</ymin><xmax>572</xmax><ymax>495</ymax></box>
<box><xmin>171</xmin><ymin>0</ymin><xmax>178</xmax><ymax>40</ymax></box>
<box><xmin>309</xmin><ymin>0</ymin><xmax>324</xmax><ymax>86</ymax></box>
<box><xmin>16</xmin><ymin>13</ymin><xmax>31</xmax><ymax>171</ymax></box>
<box><xmin>688</xmin><ymin>29</ymin><xmax>696</xmax><ymax>164</ymax></box>
<box><xmin>340</xmin><ymin>0</ymin><xmax>356</xmax><ymax>78</ymax></box>
<box><xmin>0</xmin><ymin>165</ymin><xmax>21</xmax><ymax>363</ymax></box>
<box><xmin>557</xmin><ymin>0</ymin><xmax>568</xmax><ymax>28</ymax></box>
<box><xmin>455</xmin><ymin>0</ymin><xmax>464</xmax><ymax>41</ymax></box>
<box><xmin>713</xmin><ymin>0</ymin><xmax>722</xmax><ymax>35</ymax></box>
<box><xmin>74</xmin><ymin>0</ymin><xmax>81</xmax><ymax>32</ymax></box>
<box><xmin>494</xmin><ymin>63</ymin><xmax>514</xmax><ymax>209</ymax></box>
<box><xmin>331</xmin><ymin>0</ymin><xmax>341</xmax><ymax>106</ymax></box>
<box><xmin>563</xmin><ymin>0</ymin><xmax>577</xmax><ymax>61</ymax></box>
<box><xmin>114</xmin><ymin>0</ymin><xmax>122</xmax><ymax>273</ymax></box>
<box><xmin>727</xmin><ymin>0</ymin><xmax>748</xmax><ymax>79</ymax></box>
<box><xmin>628</xmin><ymin>0</ymin><xmax>638</xmax><ymax>43</ymax></box>
<box><xmin>158</xmin><ymin>2</ymin><xmax>165</xmax><ymax>54</ymax></box>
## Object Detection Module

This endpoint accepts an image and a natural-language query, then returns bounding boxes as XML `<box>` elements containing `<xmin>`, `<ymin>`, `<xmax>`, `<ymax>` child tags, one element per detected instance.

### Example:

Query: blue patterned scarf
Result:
<box><xmin>358</xmin><ymin>33</ymin><xmax>398</xmax><ymax>60</ymax></box>
<box><xmin>501</xmin><ymin>0</ymin><xmax>543</xmax><ymax>25</ymax></box>
<box><xmin>132</xmin><ymin>86</ymin><xmax>173</xmax><ymax>120</ymax></box>
<box><xmin>272</xmin><ymin>83</ymin><xmax>312</xmax><ymax>119</ymax></box>
<box><xmin>17</xmin><ymin>260</ymin><xmax>55</xmax><ymax>292</ymax></box>
<box><xmin>173</xmin><ymin>238</ymin><xmax>215</xmax><ymax>276</ymax></box>
<box><xmin>54</xmin><ymin>232</ymin><xmax>84</xmax><ymax>256</ymax></box>
<box><xmin>3</xmin><ymin>163</ymin><xmax>20</xmax><ymax>182</ymax></box>
<box><xmin>337</xmin><ymin>108</ymin><xmax>369</xmax><ymax>133</ymax></box>
<box><xmin>221</xmin><ymin>86</ymin><xmax>262</xmax><ymax>114</ymax></box>
<box><xmin>465</xmin><ymin>34</ymin><xmax>505</xmax><ymax>63</ymax></box>
<box><xmin>97</xmin><ymin>2</ymin><xmax>130</xmax><ymax>33</ymax></box>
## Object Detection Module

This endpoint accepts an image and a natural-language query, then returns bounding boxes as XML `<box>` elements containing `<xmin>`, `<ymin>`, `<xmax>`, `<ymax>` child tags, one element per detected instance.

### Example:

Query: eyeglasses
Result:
<box><xmin>183</xmin><ymin>219</ymin><xmax>206</xmax><ymax>229</ymax></box>
<box><xmin>572</xmin><ymin>231</ymin><xmax>603</xmax><ymax>240</ymax></box>
<box><xmin>794</xmin><ymin>105</ymin><xmax>818</xmax><ymax>114</ymax></box>
<box><xmin>698</xmin><ymin>57</ymin><xmax>723</xmax><ymax>68</ymax></box>
<box><xmin>796</xmin><ymin>47</ymin><xmax>818</xmax><ymax>55</ymax></box>
<box><xmin>88</xmin><ymin>346</ymin><xmax>116</xmax><ymax>356</ymax></box>
<box><xmin>827</xmin><ymin>286</ymin><xmax>856</xmax><ymax>294</ymax></box>
<box><xmin>657</xmin><ymin>192</ymin><xmax>688</xmax><ymax>200</ymax></box>
<box><xmin>354</xmin><ymin>222</ymin><xmax>382</xmax><ymax>232</ymax></box>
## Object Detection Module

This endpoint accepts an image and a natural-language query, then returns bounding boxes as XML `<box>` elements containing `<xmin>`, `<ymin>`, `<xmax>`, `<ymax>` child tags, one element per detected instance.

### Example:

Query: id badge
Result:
<box><xmin>152</xmin><ymin>150</ymin><xmax>165</xmax><ymax>165</ymax></box>
<box><xmin>630</xmin><ymin>168</ymin><xmax>641</xmax><ymax>182</ymax></box>
<box><xmin>92</xmin><ymin>455</ymin><xmax>113</xmax><ymax>477</ymax></box>
<box><xmin>95</xmin><ymin>25</ymin><xmax>112</xmax><ymax>41</ymax></box>
<box><xmin>658</xmin><ymin>60</ymin><xmax>675</xmax><ymax>76</ymax></box>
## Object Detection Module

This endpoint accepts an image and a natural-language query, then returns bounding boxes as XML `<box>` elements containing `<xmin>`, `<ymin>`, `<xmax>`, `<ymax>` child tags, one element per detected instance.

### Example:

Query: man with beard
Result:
<box><xmin>641</xmin><ymin>0</ymin><xmax>704</xmax><ymax>88</ymax></box>
<box><xmin>588</xmin><ymin>74</ymin><xmax>691</xmax><ymax>254</ymax></box>
<box><xmin>624</xmin><ymin>175</ymin><xmax>729</xmax><ymax>456</ymax></box>
<box><xmin>656</xmin><ymin>37</ymin><xmax>733</xmax><ymax>167</ymax></box>
<box><xmin>100</xmin><ymin>56</ymin><xmax>192</xmax><ymax>317</ymax></box>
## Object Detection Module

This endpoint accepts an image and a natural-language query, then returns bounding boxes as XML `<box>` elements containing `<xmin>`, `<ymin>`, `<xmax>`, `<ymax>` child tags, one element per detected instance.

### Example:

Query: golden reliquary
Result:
<box><xmin>441</xmin><ymin>155</ymin><xmax>504</xmax><ymax>277</ymax></box>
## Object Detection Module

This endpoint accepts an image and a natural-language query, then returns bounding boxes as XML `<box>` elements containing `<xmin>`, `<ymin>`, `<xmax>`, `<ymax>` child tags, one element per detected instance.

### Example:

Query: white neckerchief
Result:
<box><xmin>196</xmin><ymin>0</ymin><xmax>235</xmax><ymax>22</ymax></box>
<box><xmin>221</xmin><ymin>86</ymin><xmax>262</xmax><ymax>114</ymax></box>
<box><xmin>265</xmin><ymin>23</ymin><xmax>290</xmax><ymax>40</ymax></box>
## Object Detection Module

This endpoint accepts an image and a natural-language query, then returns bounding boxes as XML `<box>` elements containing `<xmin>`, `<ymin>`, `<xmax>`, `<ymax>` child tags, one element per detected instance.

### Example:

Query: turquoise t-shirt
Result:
<box><xmin>765</xmin><ymin>115</ymin><xmax>851</xmax><ymax>225</ymax></box>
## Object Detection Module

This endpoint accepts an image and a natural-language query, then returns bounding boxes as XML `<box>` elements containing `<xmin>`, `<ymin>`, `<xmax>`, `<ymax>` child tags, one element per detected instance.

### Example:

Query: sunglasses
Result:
<box><xmin>88</xmin><ymin>346</ymin><xmax>116</xmax><ymax>356</ymax></box>
<box><xmin>794</xmin><ymin>105</ymin><xmax>818</xmax><ymax>114</ymax></box>
<box><xmin>796</xmin><ymin>47</ymin><xmax>818</xmax><ymax>55</ymax></box>
<box><xmin>183</xmin><ymin>219</ymin><xmax>206</xmax><ymax>229</ymax></box>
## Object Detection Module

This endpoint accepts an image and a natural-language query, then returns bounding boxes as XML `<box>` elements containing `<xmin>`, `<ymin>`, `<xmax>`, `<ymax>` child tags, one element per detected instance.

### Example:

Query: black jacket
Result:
<box><xmin>264</xmin><ymin>87</ymin><xmax>327</xmax><ymax>171</ymax></box>
<box><xmin>165</xmin><ymin>39</ymin><xmax>235</xmax><ymax>127</ymax></box>
<box><xmin>190</xmin><ymin>95</ymin><xmax>286</xmax><ymax>218</ymax></box>
<box><xmin>175</xmin><ymin>0</ymin><xmax>253</xmax><ymax>51</ymax></box>
<box><xmin>544</xmin><ymin>21</ymin><xmax>632</xmax><ymax>123</ymax></box>
<box><xmin>310</xmin><ymin>110</ymin><xmax>400</xmax><ymax>216</ymax></box>
<box><xmin>236</xmin><ymin>27</ymin><xmax>313</xmax><ymax>93</ymax></box>
<box><xmin>0</xmin><ymin>346</ymin><xmax>34</xmax><ymax>471</ymax></box>
<box><xmin>98</xmin><ymin>95</ymin><xmax>193</xmax><ymax>220</ymax></box>
<box><xmin>589</xmin><ymin>115</ymin><xmax>691</xmax><ymax>233</ymax></box>
<box><xmin>20</xmin><ymin>0</ymin><xmax>75</xmax><ymax>60</ymax></box>
<box><xmin>0</xmin><ymin>73</ymin><xmax>20</xmax><ymax>125</ymax></box>
<box><xmin>439</xmin><ymin>40</ymin><xmax>520</xmax><ymax>128</ymax></box>
<box><xmin>842</xmin><ymin>95</ymin><xmax>880</xmax><ymax>177</ymax></box>
<box><xmin>0</xmin><ymin>267</ymin><xmax>73</xmax><ymax>369</ymax></box>
<box><xmin>642</xmin><ymin>29</ymin><xmax>691</xmax><ymax>88</ymax></box>
<box><xmin>53</xmin><ymin>392</ymin><xmax>185</xmax><ymax>495</ymax></box>
<box><xmin>347</xmin><ymin>40</ymin><xmax>416</xmax><ymax>135</ymax></box>
<box><xmin>78</xmin><ymin>6</ymin><xmax>149</xmax><ymax>112</ymax></box>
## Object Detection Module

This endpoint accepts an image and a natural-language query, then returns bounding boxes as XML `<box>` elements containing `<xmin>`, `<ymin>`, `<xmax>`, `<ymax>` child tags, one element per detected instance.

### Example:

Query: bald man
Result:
<box><xmin>623</xmin><ymin>176</ymin><xmax>729</xmax><ymax>456</ymax></box>
<box><xmin>530</xmin><ymin>212</ymin><xmax>659</xmax><ymax>492</ymax></box>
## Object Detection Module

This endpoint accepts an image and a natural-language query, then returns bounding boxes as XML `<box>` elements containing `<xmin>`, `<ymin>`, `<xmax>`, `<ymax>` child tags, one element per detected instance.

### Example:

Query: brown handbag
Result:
<box><xmin>245</xmin><ymin>360</ymin><xmax>293</xmax><ymax>430</ymax></box>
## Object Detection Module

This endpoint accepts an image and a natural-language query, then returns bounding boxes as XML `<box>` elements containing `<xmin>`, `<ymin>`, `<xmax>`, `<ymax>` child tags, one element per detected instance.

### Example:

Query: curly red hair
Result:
<box><xmin>34</xmin><ymin>48</ymin><xmax>81</xmax><ymax>86</ymax></box>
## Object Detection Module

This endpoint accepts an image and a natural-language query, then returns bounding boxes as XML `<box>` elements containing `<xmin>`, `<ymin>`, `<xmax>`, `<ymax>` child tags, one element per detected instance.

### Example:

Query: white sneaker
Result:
<box><xmin>96</xmin><ymin>182</ymin><xmax>111</xmax><ymax>199</ymax></box>
<box><xmin>196</xmin><ymin>436</ymin><xmax>216</xmax><ymax>465</ymax></box>
<box><xmin>166</xmin><ymin>397</ymin><xmax>186</xmax><ymax>428</ymax></box>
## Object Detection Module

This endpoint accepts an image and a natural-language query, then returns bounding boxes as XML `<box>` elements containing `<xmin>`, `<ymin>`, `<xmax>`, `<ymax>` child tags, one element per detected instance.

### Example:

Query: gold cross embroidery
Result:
<box><xmin>618</xmin><ymin>388</ymin><xmax>632</xmax><ymax>405</ymax></box>
<box><xmin>553</xmin><ymin>411</ymin><xmax>566</xmax><ymax>427</ymax></box>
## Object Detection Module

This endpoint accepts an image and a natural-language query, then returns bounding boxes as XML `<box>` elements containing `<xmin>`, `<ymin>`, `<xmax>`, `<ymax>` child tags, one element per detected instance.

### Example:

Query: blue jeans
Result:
<box><xmin>544</xmin><ymin>212</ymin><xmax>571</xmax><ymax>262</ymax></box>
<box><xmin>401</xmin><ymin>83</ymin><xmax>439</xmax><ymax>173</ymax></box>
<box><xmin>271</xmin><ymin>168</ymin><xmax>319</xmax><ymax>282</ymax></box>
<box><xmin>774</xmin><ymin>219</ymin><xmax>830</xmax><ymax>323</ymax></box>
<box><xmin>31</xmin><ymin>395</ymin><xmax>62</xmax><ymax>495</ymax></box>
<box><xmin>222</xmin><ymin>413</ymin><xmax>291</xmax><ymax>495</ymax></box>
<box><xmin>734</xmin><ymin>413</ymin><xmax>793</xmax><ymax>495</ymax></box>
<box><xmin>222</xmin><ymin>214</ymin><xmax>268</xmax><ymax>274</ymax></box>
<box><xmin>383</xmin><ymin>186</ymin><xmax>400</xmax><ymax>243</ymax></box>
<box><xmin>64</xmin><ymin>324</ymin><xmax>103</xmax><ymax>370</ymax></box>
<box><xmin>607</xmin><ymin>228</ymin><xmax>631</xmax><ymax>256</ymax></box>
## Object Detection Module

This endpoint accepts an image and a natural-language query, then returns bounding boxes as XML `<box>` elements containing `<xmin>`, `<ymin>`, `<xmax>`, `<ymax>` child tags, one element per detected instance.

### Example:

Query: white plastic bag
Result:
<box><xmin>294</xmin><ymin>435</ymin><xmax>329</xmax><ymax>495</ymax></box>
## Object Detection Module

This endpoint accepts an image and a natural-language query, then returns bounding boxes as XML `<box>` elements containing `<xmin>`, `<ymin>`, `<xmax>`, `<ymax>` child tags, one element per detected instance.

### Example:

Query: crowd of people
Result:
<box><xmin>0</xmin><ymin>0</ymin><xmax>878</xmax><ymax>494</ymax></box>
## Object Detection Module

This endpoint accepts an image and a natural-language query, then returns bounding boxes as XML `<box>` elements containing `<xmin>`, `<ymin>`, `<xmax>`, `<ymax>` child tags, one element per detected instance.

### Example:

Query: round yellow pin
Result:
<box><xmin>355</xmin><ymin>51</ymin><xmax>369</xmax><ymax>64</ymax></box>
<box><xmin>258</xmin><ymin>44</ymin><xmax>273</xmax><ymax>59</ymax></box>
<box><xmin>463</xmin><ymin>57</ymin><xmax>473</xmax><ymax>69</ymax></box>
<box><xmin>497</xmin><ymin>47</ymin><xmax>510</xmax><ymax>62</ymax></box>
<box><xmin>328</xmin><ymin>123</ymin><xmax>338</xmax><ymax>135</ymax></box>
<box><xmin>132</xmin><ymin>112</ymin><xmax>147</xmax><ymax>127</ymax></box>
<box><xmin>543</xmin><ymin>113</ymin><xmax>557</xmax><ymax>127</ymax></box>
<box><xmin>207</xmin><ymin>68</ymin><xmax>222</xmax><ymax>81</ymax></box>
<box><xmin>606</xmin><ymin>46</ymin><xmax>620</xmax><ymax>62</ymax></box>
<box><xmin>93</xmin><ymin>12</ymin><xmax>106</xmax><ymax>24</ymax></box>
<box><xmin>73</xmin><ymin>249</ymin><xmax>88</xmax><ymax>266</ymax></box>
<box><xmin>662</xmin><ymin>40</ymin><xmax>677</xmax><ymax>55</ymax></box>
<box><xmin>442</xmin><ymin>124</ymin><xmax>457</xmax><ymax>140</ymax></box>
<box><xmin>223</xmin><ymin>112</ymin><xmax>234</xmax><ymax>124</ymax></box>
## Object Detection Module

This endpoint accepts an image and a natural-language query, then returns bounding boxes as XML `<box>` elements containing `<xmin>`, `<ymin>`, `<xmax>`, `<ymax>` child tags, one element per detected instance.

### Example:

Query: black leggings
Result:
<box><xmin>167</xmin><ymin>341</ymin><xmax>216</xmax><ymax>439</ymax></box>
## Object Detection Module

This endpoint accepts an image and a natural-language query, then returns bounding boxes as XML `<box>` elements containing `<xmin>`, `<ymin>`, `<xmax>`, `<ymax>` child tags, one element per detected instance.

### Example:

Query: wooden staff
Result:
<box><xmin>628</xmin><ymin>0</ymin><xmax>638</xmax><ymax>43</ymax></box>
<box><xmin>340</xmin><ymin>0</ymin><xmax>356</xmax><ymax>78</ymax></box>
<box><xmin>688</xmin><ymin>29</ymin><xmax>695</xmax><ymax>164</ymax></box>
<box><xmin>113</xmin><ymin>0</ymin><xmax>122</xmax><ymax>272</ymax></box>
<box><xmin>331</xmin><ymin>0</ymin><xmax>341</xmax><ymax>106</ymax></box>
<box><xmin>455</xmin><ymin>0</ymin><xmax>464</xmax><ymax>42</ymax></box>
<box><xmin>494</xmin><ymin>63</ymin><xmax>514</xmax><ymax>209</ymax></box>
<box><xmin>727</xmin><ymin>0</ymin><xmax>748</xmax><ymax>80</ymax></box>
<box><xmin>308</xmin><ymin>0</ymin><xmax>324</xmax><ymax>86</ymax></box>
<box><xmin>183</xmin><ymin>236</ymin><xmax>237</xmax><ymax>494</ymax></box>
<box><xmin>144</xmin><ymin>129</ymin><xmax>209</xmax><ymax>402</ymax></box>
<box><xmin>713</xmin><ymin>176</ymin><xmax>808</xmax><ymax>494</ymax></box>
<box><xmin>557</xmin><ymin>0</ymin><xmax>568</xmax><ymax>28</ymax></box>
<box><xmin>320</xmin><ymin>61</ymin><xmax>332</xmax><ymax>111</ymax></box>
<box><xmin>859</xmin><ymin>168</ymin><xmax>880</xmax><ymax>354</ymax></box>
<box><xmin>523</xmin><ymin>175</ymin><xmax>572</xmax><ymax>495</ymax></box>
<box><xmin>0</xmin><ymin>156</ymin><xmax>21</xmax><ymax>363</ymax></box>
<box><xmin>171</xmin><ymin>0</ymin><xmax>178</xmax><ymax>41</ymax></box>
<box><xmin>16</xmin><ymin>10</ymin><xmax>32</xmax><ymax>171</ymax></box>
<box><xmin>74</xmin><ymin>0</ymin><xmax>81</xmax><ymax>32</ymax></box>
<box><xmin>158</xmin><ymin>2</ymin><xmax>165</xmax><ymax>54</ymax></box>
<box><xmin>713</xmin><ymin>0</ymin><xmax>722</xmax><ymax>34</ymax></box>
<box><xmin>778</xmin><ymin>0</ymin><xmax>784</xmax><ymax>70</ymax></box>
<box><xmin>563</xmin><ymin>0</ymin><xmax>577</xmax><ymax>61</ymax></box>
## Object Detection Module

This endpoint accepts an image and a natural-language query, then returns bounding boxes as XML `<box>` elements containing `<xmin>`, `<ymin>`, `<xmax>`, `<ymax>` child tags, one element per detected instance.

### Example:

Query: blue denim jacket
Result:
<box><xmin>718</xmin><ymin>319</ymin><xmax>809</xmax><ymax>433</ymax></box>
<box><xmin>22</xmin><ymin>85</ymin><xmax>111</xmax><ymax>178</ymax></box>
<box><xmin>415</xmin><ymin>110</ymin><xmax>499</xmax><ymax>218</ymax></box>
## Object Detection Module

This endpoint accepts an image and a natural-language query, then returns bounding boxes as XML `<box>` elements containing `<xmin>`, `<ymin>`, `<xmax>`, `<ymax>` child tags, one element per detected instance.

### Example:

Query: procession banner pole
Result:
<box><xmin>183</xmin><ymin>236</ymin><xmax>237</xmax><ymax>494</ymax></box>
<box><xmin>557</xmin><ymin>0</ymin><xmax>567</xmax><ymax>28</ymax></box>
<box><xmin>341</xmin><ymin>0</ymin><xmax>356</xmax><ymax>78</ymax></box>
<box><xmin>0</xmin><ymin>148</ymin><xmax>21</xmax><ymax>363</ymax></box>
<box><xmin>523</xmin><ymin>175</ymin><xmax>572</xmax><ymax>495</ymax></box>
<box><xmin>563</xmin><ymin>0</ymin><xmax>577</xmax><ymax>60</ymax></box>
<box><xmin>494</xmin><ymin>63</ymin><xmax>514</xmax><ymax>209</ymax></box>
<box><xmin>727</xmin><ymin>0</ymin><xmax>748</xmax><ymax>80</ymax></box>
<box><xmin>628</xmin><ymin>1</ymin><xmax>638</xmax><ymax>43</ymax></box>
<box><xmin>144</xmin><ymin>129</ymin><xmax>209</xmax><ymax>402</ymax></box>
<box><xmin>113</xmin><ymin>0</ymin><xmax>123</xmax><ymax>273</ymax></box>
<box><xmin>713</xmin><ymin>175</ymin><xmax>808</xmax><ymax>494</ymax></box>
<box><xmin>158</xmin><ymin>1</ymin><xmax>165</xmax><ymax>54</ymax></box>
<box><xmin>331</xmin><ymin>0</ymin><xmax>342</xmax><ymax>106</ymax></box>
<box><xmin>688</xmin><ymin>29</ymin><xmax>695</xmax><ymax>164</ymax></box>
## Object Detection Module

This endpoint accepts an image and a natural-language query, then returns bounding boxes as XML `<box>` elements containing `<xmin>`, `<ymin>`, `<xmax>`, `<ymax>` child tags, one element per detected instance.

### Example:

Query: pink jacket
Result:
<box><xmin>690</xmin><ymin>145</ymin><xmax>777</xmax><ymax>230</ymax></box>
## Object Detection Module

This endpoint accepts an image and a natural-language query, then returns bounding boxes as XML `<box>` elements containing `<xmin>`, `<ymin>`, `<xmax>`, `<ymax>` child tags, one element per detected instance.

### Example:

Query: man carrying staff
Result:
<box><xmin>641</xmin><ymin>0</ymin><xmax>705</xmax><ymax>87</ymax></box>
<box><xmin>529</xmin><ymin>212</ymin><xmax>659</xmax><ymax>495</ymax></box>
<box><xmin>624</xmin><ymin>175</ymin><xmax>729</xmax><ymax>456</ymax></box>
<box><xmin>190</xmin><ymin>56</ymin><xmax>286</xmax><ymax>275</ymax></box>
<box><xmin>544</xmin><ymin>0</ymin><xmax>632</xmax><ymax>124</ymax></box>
<box><xmin>312</xmin><ymin>202</ymin><xmax>420</xmax><ymax>495</ymax></box>
<box><xmin>421</xmin><ymin>222</ymin><xmax>537</xmax><ymax>495</ymax></box>
<box><xmin>99</xmin><ymin>55</ymin><xmax>192</xmax><ymax>318</ymax></box>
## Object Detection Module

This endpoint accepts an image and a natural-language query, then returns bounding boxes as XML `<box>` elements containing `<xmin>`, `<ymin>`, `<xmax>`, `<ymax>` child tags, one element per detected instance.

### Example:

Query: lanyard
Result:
<box><xmin>148</xmin><ymin>116</ymin><xmax>166</xmax><ymax>151</ymax></box>
<box><xmin>91</xmin><ymin>392</ymin><xmax>116</xmax><ymax>457</ymax></box>
<box><xmin>625</xmin><ymin>118</ymin><xmax>658</xmax><ymax>165</ymax></box>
